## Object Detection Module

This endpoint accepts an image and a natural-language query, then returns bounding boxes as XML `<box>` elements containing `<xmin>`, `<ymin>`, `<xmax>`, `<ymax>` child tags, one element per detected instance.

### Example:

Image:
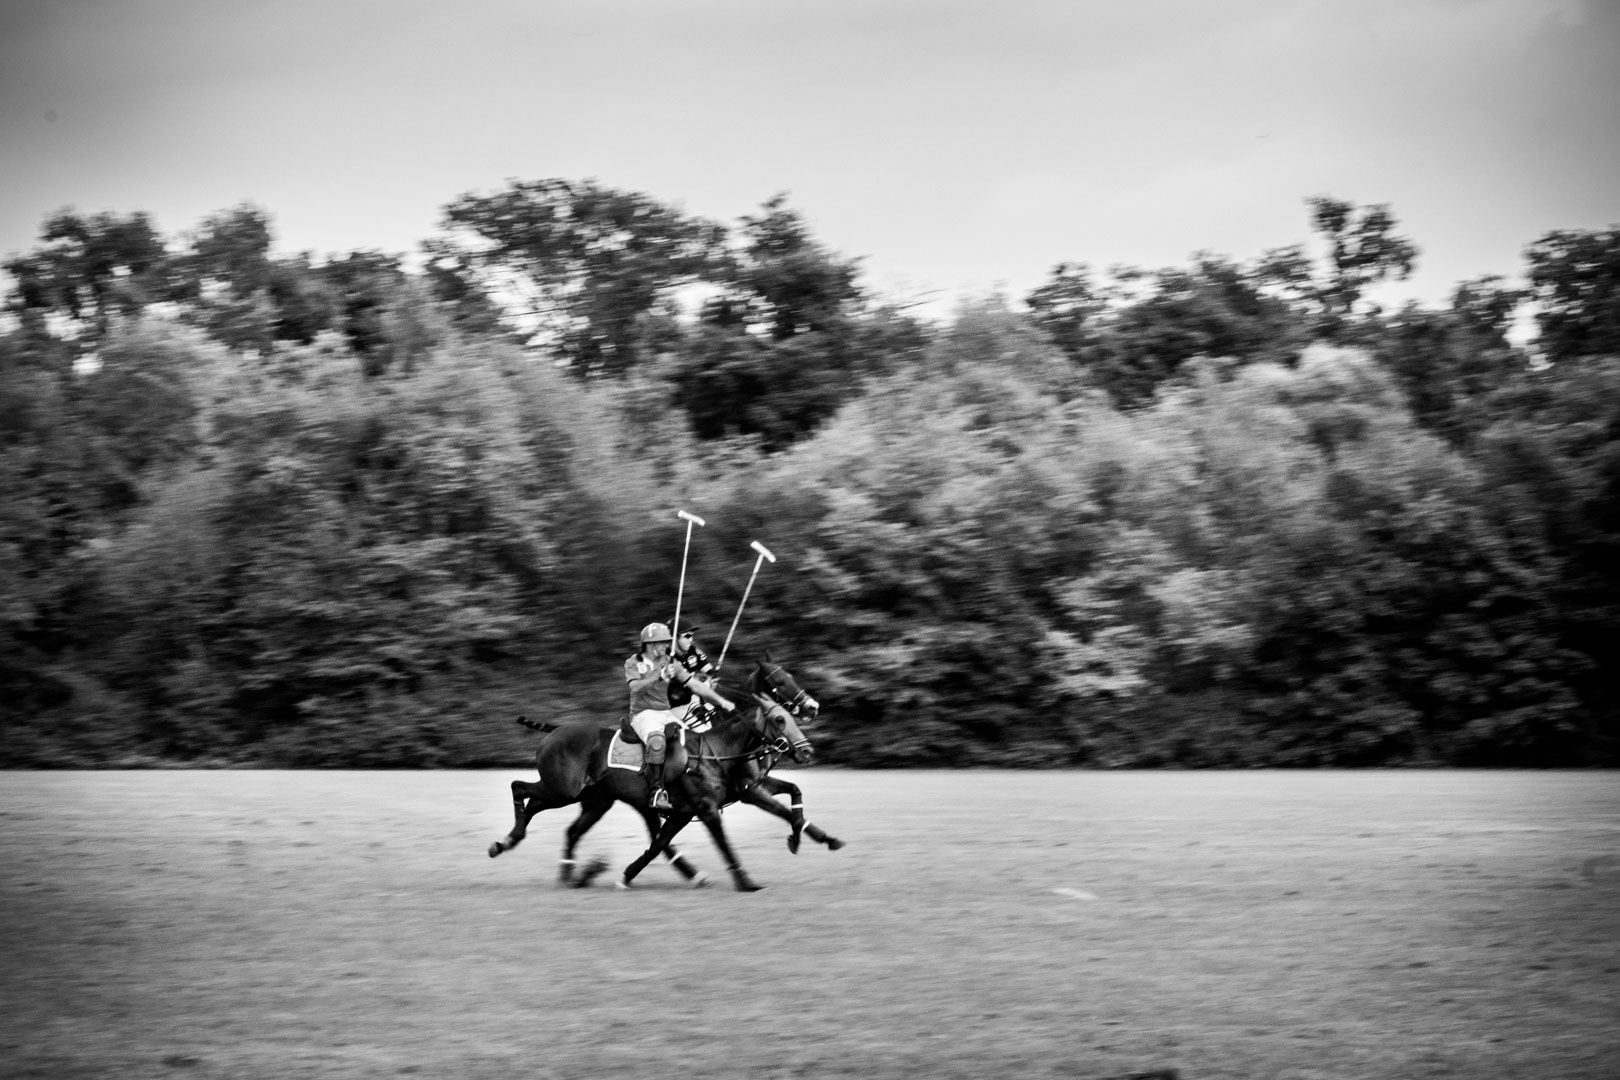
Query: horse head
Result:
<box><xmin>742</xmin><ymin>653</ymin><xmax>817</xmax><ymax>764</ymax></box>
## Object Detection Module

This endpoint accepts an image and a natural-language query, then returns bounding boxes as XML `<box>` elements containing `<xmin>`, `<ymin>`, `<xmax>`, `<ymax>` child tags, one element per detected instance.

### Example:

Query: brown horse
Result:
<box><xmin>486</xmin><ymin>657</ymin><xmax>830</xmax><ymax>891</ymax></box>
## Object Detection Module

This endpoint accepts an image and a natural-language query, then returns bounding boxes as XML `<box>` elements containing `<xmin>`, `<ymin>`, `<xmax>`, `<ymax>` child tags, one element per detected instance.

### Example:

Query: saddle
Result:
<box><xmin>607</xmin><ymin>724</ymin><xmax>694</xmax><ymax>776</ymax></box>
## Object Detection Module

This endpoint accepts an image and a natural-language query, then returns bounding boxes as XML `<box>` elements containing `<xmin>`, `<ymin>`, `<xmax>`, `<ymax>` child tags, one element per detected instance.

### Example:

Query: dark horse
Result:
<box><xmin>487</xmin><ymin>657</ymin><xmax>838</xmax><ymax>891</ymax></box>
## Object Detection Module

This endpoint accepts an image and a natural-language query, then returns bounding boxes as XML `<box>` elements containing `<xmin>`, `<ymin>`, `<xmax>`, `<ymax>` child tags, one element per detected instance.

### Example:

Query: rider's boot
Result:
<box><xmin>644</xmin><ymin>731</ymin><xmax>672</xmax><ymax>812</ymax></box>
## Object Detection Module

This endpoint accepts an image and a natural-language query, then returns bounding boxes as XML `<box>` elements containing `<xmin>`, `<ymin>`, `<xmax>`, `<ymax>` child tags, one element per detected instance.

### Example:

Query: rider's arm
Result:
<box><xmin>688</xmin><ymin>675</ymin><xmax>734</xmax><ymax>713</ymax></box>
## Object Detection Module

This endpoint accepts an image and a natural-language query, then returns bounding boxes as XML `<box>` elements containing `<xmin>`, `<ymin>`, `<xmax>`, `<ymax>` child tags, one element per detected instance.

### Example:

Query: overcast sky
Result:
<box><xmin>3</xmin><ymin>0</ymin><xmax>1617</xmax><ymax>314</ymax></box>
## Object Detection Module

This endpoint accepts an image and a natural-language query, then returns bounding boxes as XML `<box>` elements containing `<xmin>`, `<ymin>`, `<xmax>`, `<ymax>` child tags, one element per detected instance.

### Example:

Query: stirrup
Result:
<box><xmin>649</xmin><ymin>787</ymin><xmax>672</xmax><ymax>812</ymax></box>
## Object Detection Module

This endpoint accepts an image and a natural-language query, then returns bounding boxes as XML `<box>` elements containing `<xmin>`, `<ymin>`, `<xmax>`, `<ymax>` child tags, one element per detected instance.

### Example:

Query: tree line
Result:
<box><xmin>3</xmin><ymin>183</ymin><xmax>1617</xmax><ymax>767</ymax></box>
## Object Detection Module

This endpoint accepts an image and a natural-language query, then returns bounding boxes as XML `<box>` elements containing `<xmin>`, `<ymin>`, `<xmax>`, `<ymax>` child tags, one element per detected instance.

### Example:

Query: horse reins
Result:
<box><xmin>761</xmin><ymin>664</ymin><xmax>814</xmax><ymax>716</ymax></box>
<box><xmin>687</xmin><ymin>669</ymin><xmax>803</xmax><ymax>765</ymax></box>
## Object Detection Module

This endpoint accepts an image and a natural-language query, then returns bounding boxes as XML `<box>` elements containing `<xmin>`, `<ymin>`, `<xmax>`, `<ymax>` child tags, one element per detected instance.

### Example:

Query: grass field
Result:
<box><xmin>2</xmin><ymin>768</ymin><xmax>1617</xmax><ymax>1079</ymax></box>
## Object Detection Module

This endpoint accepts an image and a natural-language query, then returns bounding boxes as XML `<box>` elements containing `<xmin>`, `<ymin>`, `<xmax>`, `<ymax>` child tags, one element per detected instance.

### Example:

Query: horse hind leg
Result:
<box><xmin>489</xmin><ymin>779</ymin><xmax>571</xmax><ymax>859</ymax></box>
<box><xmin>558</xmin><ymin>789</ymin><xmax>613</xmax><ymax>887</ymax></box>
<box><xmin>738</xmin><ymin>783</ymin><xmax>803</xmax><ymax>853</ymax></box>
<box><xmin>489</xmin><ymin>780</ymin><xmax>536</xmax><ymax>857</ymax></box>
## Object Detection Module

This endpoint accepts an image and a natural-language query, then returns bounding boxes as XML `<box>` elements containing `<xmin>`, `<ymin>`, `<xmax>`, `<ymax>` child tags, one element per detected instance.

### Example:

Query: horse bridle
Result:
<box><xmin>691</xmin><ymin>665</ymin><xmax>813</xmax><ymax>763</ymax></box>
<box><xmin>687</xmin><ymin>703</ymin><xmax>793</xmax><ymax>764</ymax></box>
<box><xmin>759</xmin><ymin>664</ymin><xmax>817</xmax><ymax>721</ymax></box>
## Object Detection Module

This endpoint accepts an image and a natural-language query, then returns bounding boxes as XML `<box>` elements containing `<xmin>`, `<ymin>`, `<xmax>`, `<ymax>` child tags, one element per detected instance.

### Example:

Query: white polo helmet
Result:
<box><xmin>640</xmin><ymin>622</ymin><xmax>673</xmax><ymax>643</ymax></box>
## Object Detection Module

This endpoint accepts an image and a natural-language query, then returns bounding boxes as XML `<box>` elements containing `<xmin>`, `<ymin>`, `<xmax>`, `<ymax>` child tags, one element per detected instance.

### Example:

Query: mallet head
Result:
<box><xmin>750</xmin><ymin>540</ymin><xmax>776</xmax><ymax>563</ymax></box>
<box><xmin>677</xmin><ymin>510</ymin><xmax>706</xmax><ymax>526</ymax></box>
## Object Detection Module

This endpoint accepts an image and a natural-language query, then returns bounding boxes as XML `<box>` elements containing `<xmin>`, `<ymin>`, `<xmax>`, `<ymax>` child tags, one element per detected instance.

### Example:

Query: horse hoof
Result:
<box><xmin>574</xmin><ymin>858</ymin><xmax>609</xmax><ymax>888</ymax></box>
<box><xmin>690</xmin><ymin>874</ymin><xmax>714</xmax><ymax>890</ymax></box>
<box><xmin>488</xmin><ymin>841</ymin><xmax>506</xmax><ymax>858</ymax></box>
<box><xmin>787</xmin><ymin>834</ymin><xmax>801</xmax><ymax>855</ymax></box>
<box><xmin>827</xmin><ymin>838</ymin><xmax>845</xmax><ymax>851</ymax></box>
<box><xmin>614</xmin><ymin>878</ymin><xmax>636</xmax><ymax>890</ymax></box>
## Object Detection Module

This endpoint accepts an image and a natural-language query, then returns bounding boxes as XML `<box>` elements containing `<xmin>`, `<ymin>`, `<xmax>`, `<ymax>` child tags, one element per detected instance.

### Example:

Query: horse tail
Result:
<box><xmin>515</xmin><ymin>715</ymin><xmax>560</xmax><ymax>734</ymax></box>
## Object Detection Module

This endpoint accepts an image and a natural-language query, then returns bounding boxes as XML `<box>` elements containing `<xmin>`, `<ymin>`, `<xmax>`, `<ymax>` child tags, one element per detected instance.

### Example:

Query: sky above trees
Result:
<box><xmin>2</xmin><ymin>0</ymin><xmax>1617</xmax><ymax>317</ymax></box>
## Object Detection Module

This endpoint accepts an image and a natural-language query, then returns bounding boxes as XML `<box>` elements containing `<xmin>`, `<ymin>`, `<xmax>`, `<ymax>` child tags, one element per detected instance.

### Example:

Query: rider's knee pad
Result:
<box><xmin>645</xmin><ymin>731</ymin><xmax>666</xmax><ymax>758</ymax></box>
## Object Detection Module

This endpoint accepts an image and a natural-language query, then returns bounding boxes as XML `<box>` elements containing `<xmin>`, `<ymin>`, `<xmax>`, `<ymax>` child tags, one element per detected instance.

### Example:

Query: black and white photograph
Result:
<box><xmin>3</xmin><ymin>2</ymin><xmax>1618</xmax><ymax>1077</ymax></box>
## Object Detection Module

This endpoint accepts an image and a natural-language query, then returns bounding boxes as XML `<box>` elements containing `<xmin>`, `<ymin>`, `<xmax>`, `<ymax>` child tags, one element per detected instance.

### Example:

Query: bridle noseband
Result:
<box><xmin>760</xmin><ymin>663</ymin><xmax>817</xmax><ymax>720</ymax></box>
<box><xmin>691</xmin><ymin>663</ymin><xmax>815</xmax><ymax>765</ymax></box>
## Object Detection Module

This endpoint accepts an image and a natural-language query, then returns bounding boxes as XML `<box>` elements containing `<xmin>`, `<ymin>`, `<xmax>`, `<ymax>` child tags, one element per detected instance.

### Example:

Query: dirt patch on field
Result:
<box><xmin>2</xmin><ymin>769</ymin><xmax>1617</xmax><ymax>1079</ymax></box>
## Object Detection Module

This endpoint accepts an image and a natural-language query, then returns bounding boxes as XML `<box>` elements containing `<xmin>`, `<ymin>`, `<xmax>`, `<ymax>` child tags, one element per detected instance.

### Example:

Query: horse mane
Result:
<box><xmin>710</xmin><ymin>656</ymin><xmax>767</xmax><ymax>702</ymax></box>
<box><xmin>704</xmin><ymin>659</ymin><xmax>775</xmax><ymax>741</ymax></box>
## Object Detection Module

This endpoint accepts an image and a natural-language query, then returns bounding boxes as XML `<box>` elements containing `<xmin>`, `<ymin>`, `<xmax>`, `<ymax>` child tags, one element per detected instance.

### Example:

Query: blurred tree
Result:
<box><xmin>318</xmin><ymin>251</ymin><xmax>435</xmax><ymax>374</ymax></box>
<box><xmin>177</xmin><ymin>203</ymin><xmax>274</xmax><ymax>298</ymax></box>
<box><xmin>266</xmin><ymin>255</ymin><xmax>342</xmax><ymax>346</ymax></box>
<box><xmin>420</xmin><ymin>244</ymin><xmax>512</xmax><ymax>339</ymax></box>
<box><xmin>3</xmin><ymin>209</ymin><xmax>171</xmax><ymax>340</ymax></box>
<box><xmin>434</xmin><ymin>178</ymin><xmax>725</xmax><ymax>377</ymax></box>
<box><xmin>98</xmin><ymin>339</ymin><xmax>560</xmax><ymax>760</ymax></box>
<box><xmin>727</xmin><ymin>194</ymin><xmax>863</xmax><ymax>342</ymax></box>
<box><xmin>1376</xmin><ymin>276</ymin><xmax>1528</xmax><ymax>446</ymax></box>
<box><xmin>0</xmin><ymin>321</ymin><xmax>209</xmax><ymax>761</ymax></box>
<box><xmin>674</xmin><ymin>196</ymin><xmax>907</xmax><ymax>449</ymax></box>
<box><xmin>1100</xmin><ymin>256</ymin><xmax>1305</xmax><ymax>407</ymax></box>
<box><xmin>1027</xmin><ymin>255</ymin><xmax>1304</xmax><ymax>408</ymax></box>
<box><xmin>1472</xmin><ymin>357</ymin><xmax>1620</xmax><ymax>759</ymax></box>
<box><xmin>1025</xmin><ymin>262</ymin><xmax>1104</xmax><ymax>364</ymax></box>
<box><xmin>0</xmin><ymin>331</ymin><xmax>83</xmax><ymax>732</ymax></box>
<box><xmin>1525</xmin><ymin>225</ymin><xmax>1620</xmax><ymax>363</ymax></box>
<box><xmin>169</xmin><ymin>207</ymin><xmax>437</xmax><ymax>374</ymax></box>
<box><xmin>1256</xmin><ymin>195</ymin><xmax>1418</xmax><ymax>343</ymax></box>
<box><xmin>1202</xmin><ymin>349</ymin><xmax>1582</xmax><ymax>763</ymax></box>
<box><xmin>5</xmin><ymin>191</ymin><xmax>1618</xmax><ymax>769</ymax></box>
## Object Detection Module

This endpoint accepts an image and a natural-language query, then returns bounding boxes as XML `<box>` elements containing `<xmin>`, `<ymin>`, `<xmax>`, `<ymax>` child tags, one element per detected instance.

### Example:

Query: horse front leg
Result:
<box><xmin>696</xmin><ymin>809</ymin><xmax>764</xmax><ymax>893</ymax></box>
<box><xmin>618</xmin><ymin>812</ymin><xmax>694</xmax><ymax>888</ymax></box>
<box><xmin>635</xmin><ymin>806</ymin><xmax>710</xmax><ymax>888</ymax></box>
<box><xmin>737</xmin><ymin>781</ymin><xmax>804</xmax><ymax>853</ymax></box>
<box><xmin>749</xmin><ymin>775</ymin><xmax>844</xmax><ymax>853</ymax></box>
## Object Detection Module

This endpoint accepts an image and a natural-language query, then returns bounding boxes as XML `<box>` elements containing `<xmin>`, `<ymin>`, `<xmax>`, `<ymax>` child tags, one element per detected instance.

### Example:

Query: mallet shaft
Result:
<box><xmin>717</xmin><ymin>541</ymin><xmax>777</xmax><ymax>670</ymax></box>
<box><xmin>671</xmin><ymin>510</ymin><xmax>705</xmax><ymax>636</ymax></box>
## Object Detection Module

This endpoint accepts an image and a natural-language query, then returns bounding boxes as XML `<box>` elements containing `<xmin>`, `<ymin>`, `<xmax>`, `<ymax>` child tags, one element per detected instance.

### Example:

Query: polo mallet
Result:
<box><xmin>670</xmin><ymin>510</ymin><xmax>705</xmax><ymax>640</ymax></box>
<box><xmin>716</xmin><ymin>540</ymin><xmax>776</xmax><ymax>671</ymax></box>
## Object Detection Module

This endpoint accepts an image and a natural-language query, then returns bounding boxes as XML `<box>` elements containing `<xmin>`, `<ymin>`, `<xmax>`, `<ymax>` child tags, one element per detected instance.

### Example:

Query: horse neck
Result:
<box><xmin>702</xmin><ymin>701</ymin><xmax>768</xmax><ymax>755</ymax></box>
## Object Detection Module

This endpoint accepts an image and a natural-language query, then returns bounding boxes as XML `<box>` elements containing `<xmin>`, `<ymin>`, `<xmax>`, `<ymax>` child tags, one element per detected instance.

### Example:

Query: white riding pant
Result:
<box><xmin>630</xmin><ymin>703</ymin><xmax>699</xmax><ymax>745</ymax></box>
